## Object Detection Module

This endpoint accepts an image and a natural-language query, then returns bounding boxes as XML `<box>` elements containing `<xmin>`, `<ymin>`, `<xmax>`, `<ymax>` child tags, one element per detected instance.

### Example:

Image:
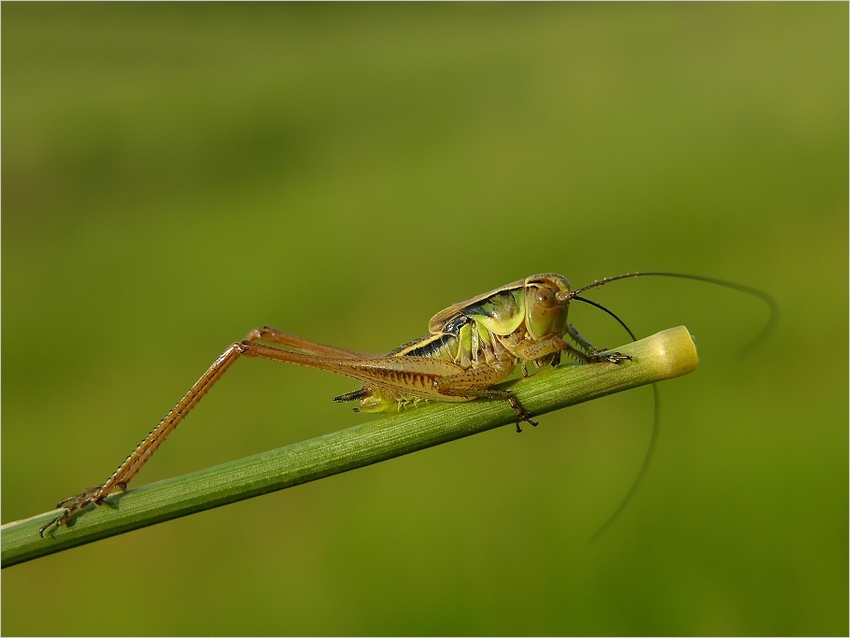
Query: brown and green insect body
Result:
<box><xmin>40</xmin><ymin>270</ymin><xmax>774</xmax><ymax>537</ymax></box>
<box><xmin>335</xmin><ymin>274</ymin><xmax>617</xmax><ymax>420</ymax></box>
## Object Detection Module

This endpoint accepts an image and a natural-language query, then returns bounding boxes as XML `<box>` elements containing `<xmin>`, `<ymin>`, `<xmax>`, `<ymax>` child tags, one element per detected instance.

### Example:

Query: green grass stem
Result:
<box><xmin>2</xmin><ymin>326</ymin><xmax>698</xmax><ymax>568</ymax></box>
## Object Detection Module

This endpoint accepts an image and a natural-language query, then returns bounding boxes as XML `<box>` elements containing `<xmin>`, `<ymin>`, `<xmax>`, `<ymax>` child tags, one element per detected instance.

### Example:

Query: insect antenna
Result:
<box><xmin>572</xmin><ymin>272</ymin><xmax>776</xmax><ymax>542</ymax></box>
<box><xmin>572</xmin><ymin>295</ymin><xmax>637</xmax><ymax>341</ymax></box>
<box><xmin>572</xmin><ymin>271</ymin><xmax>778</xmax><ymax>357</ymax></box>
<box><xmin>572</xmin><ymin>295</ymin><xmax>658</xmax><ymax>543</ymax></box>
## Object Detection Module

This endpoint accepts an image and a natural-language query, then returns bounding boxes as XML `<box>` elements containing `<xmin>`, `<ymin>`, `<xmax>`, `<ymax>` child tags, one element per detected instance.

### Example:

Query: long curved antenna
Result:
<box><xmin>573</xmin><ymin>272</ymin><xmax>776</xmax><ymax>541</ymax></box>
<box><xmin>589</xmin><ymin>383</ymin><xmax>660</xmax><ymax>543</ymax></box>
<box><xmin>572</xmin><ymin>271</ymin><xmax>778</xmax><ymax>358</ymax></box>
<box><xmin>573</xmin><ymin>295</ymin><xmax>637</xmax><ymax>341</ymax></box>
<box><xmin>572</xmin><ymin>295</ymin><xmax>659</xmax><ymax>543</ymax></box>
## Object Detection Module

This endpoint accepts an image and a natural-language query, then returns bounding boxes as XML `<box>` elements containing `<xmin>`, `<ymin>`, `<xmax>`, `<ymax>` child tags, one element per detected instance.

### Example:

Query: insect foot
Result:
<box><xmin>39</xmin><ymin>511</ymin><xmax>68</xmax><ymax>538</ymax></box>
<box><xmin>506</xmin><ymin>394</ymin><xmax>538</xmax><ymax>433</ymax></box>
<box><xmin>514</xmin><ymin>412</ymin><xmax>539</xmax><ymax>433</ymax></box>
<box><xmin>39</xmin><ymin>487</ymin><xmax>104</xmax><ymax>538</ymax></box>
<box><xmin>587</xmin><ymin>351</ymin><xmax>632</xmax><ymax>364</ymax></box>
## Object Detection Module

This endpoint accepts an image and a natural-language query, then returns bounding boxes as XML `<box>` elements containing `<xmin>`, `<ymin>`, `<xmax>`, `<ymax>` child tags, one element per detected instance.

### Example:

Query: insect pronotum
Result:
<box><xmin>39</xmin><ymin>271</ymin><xmax>776</xmax><ymax>537</ymax></box>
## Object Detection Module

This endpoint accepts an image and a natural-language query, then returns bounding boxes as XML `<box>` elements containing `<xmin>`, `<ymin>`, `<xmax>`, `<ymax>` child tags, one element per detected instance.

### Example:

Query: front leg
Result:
<box><xmin>516</xmin><ymin>333</ymin><xmax>632</xmax><ymax>365</ymax></box>
<box><xmin>568</xmin><ymin>325</ymin><xmax>632</xmax><ymax>364</ymax></box>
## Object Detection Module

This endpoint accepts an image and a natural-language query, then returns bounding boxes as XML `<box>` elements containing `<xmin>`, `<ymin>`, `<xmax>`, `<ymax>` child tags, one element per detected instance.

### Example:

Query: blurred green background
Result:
<box><xmin>2</xmin><ymin>3</ymin><xmax>847</xmax><ymax>635</ymax></box>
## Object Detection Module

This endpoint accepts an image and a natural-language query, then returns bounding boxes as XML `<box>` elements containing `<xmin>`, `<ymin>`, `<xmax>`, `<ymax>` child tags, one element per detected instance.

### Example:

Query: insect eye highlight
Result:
<box><xmin>535</xmin><ymin>287</ymin><xmax>555</xmax><ymax>307</ymax></box>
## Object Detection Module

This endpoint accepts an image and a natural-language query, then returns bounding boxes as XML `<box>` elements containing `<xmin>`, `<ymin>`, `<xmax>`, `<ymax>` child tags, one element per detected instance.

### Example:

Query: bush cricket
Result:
<box><xmin>39</xmin><ymin>271</ymin><xmax>776</xmax><ymax>537</ymax></box>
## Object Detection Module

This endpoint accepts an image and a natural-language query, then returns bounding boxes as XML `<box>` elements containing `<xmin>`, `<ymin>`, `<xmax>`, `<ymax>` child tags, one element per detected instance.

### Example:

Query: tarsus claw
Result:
<box><xmin>514</xmin><ymin>411</ymin><xmax>538</xmax><ymax>433</ymax></box>
<box><xmin>39</xmin><ymin>487</ymin><xmax>107</xmax><ymax>538</ymax></box>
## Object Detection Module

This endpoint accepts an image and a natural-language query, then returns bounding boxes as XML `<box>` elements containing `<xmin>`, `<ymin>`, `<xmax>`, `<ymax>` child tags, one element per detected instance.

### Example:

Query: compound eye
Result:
<box><xmin>535</xmin><ymin>286</ymin><xmax>555</xmax><ymax>308</ymax></box>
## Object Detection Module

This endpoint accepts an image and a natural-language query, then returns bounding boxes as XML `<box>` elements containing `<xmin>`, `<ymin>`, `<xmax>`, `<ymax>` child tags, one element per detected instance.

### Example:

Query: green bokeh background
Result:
<box><xmin>2</xmin><ymin>4</ymin><xmax>847</xmax><ymax>635</ymax></box>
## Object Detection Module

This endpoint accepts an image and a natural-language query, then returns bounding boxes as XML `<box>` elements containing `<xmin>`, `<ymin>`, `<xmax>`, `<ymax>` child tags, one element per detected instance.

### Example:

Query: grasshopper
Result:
<box><xmin>39</xmin><ymin>272</ymin><xmax>776</xmax><ymax>537</ymax></box>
